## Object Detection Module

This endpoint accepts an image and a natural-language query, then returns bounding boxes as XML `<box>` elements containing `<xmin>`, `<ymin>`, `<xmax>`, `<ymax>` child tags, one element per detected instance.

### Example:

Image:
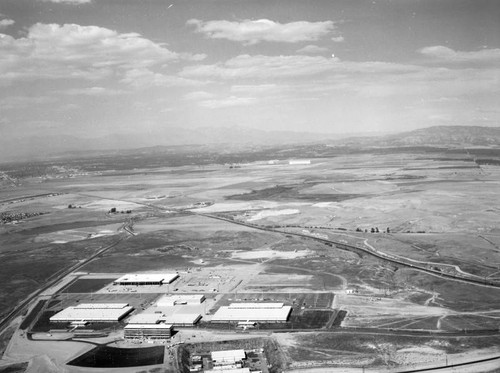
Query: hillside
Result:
<box><xmin>379</xmin><ymin>126</ymin><xmax>500</xmax><ymax>147</ymax></box>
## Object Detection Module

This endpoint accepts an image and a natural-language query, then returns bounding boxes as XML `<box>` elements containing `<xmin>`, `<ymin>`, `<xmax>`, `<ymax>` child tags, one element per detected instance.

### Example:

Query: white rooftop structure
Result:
<box><xmin>124</xmin><ymin>323</ymin><xmax>173</xmax><ymax>340</ymax></box>
<box><xmin>211</xmin><ymin>303</ymin><xmax>292</xmax><ymax>323</ymax></box>
<box><xmin>50</xmin><ymin>304</ymin><xmax>134</xmax><ymax>323</ymax></box>
<box><xmin>114</xmin><ymin>273</ymin><xmax>179</xmax><ymax>285</ymax></box>
<box><xmin>160</xmin><ymin>313</ymin><xmax>202</xmax><ymax>326</ymax></box>
<box><xmin>156</xmin><ymin>294</ymin><xmax>205</xmax><ymax>307</ymax></box>
<box><xmin>124</xmin><ymin>323</ymin><xmax>173</xmax><ymax>330</ymax></box>
<box><xmin>127</xmin><ymin>313</ymin><xmax>162</xmax><ymax>324</ymax></box>
<box><xmin>228</xmin><ymin>303</ymin><xmax>283</xmax><ymax>309</ymax></box>
<box><xmin>74</xmin><ymin>303</ymin><xmax>129</xmax><ymax>309</ymax></box>
<box><xmin>205</xmin><ymin>369</ymin><xmax>250</xmax><ymax>373</ymax></box>
<box><xmin>211</xmin><ymin>349</ymin><xmax>246</xmax><ymax>364</ymax></box>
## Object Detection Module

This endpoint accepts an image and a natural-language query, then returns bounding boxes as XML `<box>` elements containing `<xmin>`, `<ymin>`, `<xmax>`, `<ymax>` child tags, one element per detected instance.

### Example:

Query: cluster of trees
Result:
<box><xmin>109</xmin><ymin>207</ymin><xmax>132</xmax><ymax>214</ymax></box>
<box><xmin>356</xmin><ymin>227</ymin><xmax>390</xmax><ymax>233</ymax></box>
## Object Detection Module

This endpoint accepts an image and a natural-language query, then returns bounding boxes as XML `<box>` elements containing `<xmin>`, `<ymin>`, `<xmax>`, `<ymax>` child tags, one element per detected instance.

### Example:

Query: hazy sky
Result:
<box><xmin>1</xmin><ymin>0</ymin><xmax>499</xmax><ymax>144</ymax></box>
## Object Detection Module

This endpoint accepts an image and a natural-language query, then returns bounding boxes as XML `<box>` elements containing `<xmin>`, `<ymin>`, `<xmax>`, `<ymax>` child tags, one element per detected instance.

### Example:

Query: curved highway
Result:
<box><xmin>194</xmin><ymin>212</ymin><xmax>500</xmax><ymax>289</ymax></box>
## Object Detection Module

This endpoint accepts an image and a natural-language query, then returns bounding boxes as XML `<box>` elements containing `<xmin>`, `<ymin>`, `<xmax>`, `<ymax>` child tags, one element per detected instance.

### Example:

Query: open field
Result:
<box><xmin>1</xmin><ymin>147</ymin><xmax>500</xmax><ymax>371</ymax></box>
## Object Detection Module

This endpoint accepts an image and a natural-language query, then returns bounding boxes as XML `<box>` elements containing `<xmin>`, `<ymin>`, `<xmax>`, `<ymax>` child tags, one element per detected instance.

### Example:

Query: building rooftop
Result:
<box><xmin>50</xmin><ymin>305</ymin><xmax>134</xmax><ymax>322</ymax></box>
<box><xmin>74</xmin><ymin>303</ymin><xmax>129</xmax><ymax>309</ymax></box>
<box><xmin>211</xmin><ymin>349</ymin><xmax>246</xmax><ymax>361</ymax></box>
<box><xmin>127</xmin><ymin>313</ymin><xmax>162</xmax><ymax>324</ymax></box>
<box><xmin>114</xmin><ymin>273</ymin><xmax>179</xmax><ymax>284</ymax></box>
<box><xmin>211</xmin><ymin>305</ymin><xmax>292</xmax><ymax>322</ymax></box>
<box><xmin>228</xmin><ymin>302</ymin><xmax>283</xmax><ymax>309</ymax></box>
<box><xmin>124</xmin><ymin>323</ymin><xmax>173</xmax><ymax>330</ymax></box>
<box><xmin>160</xmin><ymin>312</ymin><xmax>202</xmax><ymax>325</ymax></box>
<box><xmin>156</xmin><ymin>294</ymin><xmax>205</xmax><ymax>306</ymax></box>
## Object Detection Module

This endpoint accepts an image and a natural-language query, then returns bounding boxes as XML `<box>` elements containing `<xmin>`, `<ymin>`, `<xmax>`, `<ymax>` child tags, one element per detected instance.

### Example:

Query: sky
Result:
<box><xmin>0</xmin><ymin>0</ymin><xmax>499</xmax><ymax>153</ymax></box>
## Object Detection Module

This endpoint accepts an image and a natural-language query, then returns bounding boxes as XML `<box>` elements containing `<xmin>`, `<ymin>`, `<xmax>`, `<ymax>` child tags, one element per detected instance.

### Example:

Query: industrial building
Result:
<box><xmin>161</xmin><ymin>313</ymin><xmax>202</xmax><ymax>326</ymax></box>
<box><xmin>128</xmin><ymin>311</ymin><xmax>202</xmax><ymax>326</ymax></box>
<box><xmin>127</xmin><ymin>313</ymin><xmax>162</xmax><ymax>325</ymax></box>
<box><xmin>113</xmin><ymin>273</ymin><xmax>179</xmax><ymax>286</ymax></box>
<box><xmin>124</xmin><ymin>323</ymin><xmax>173</xmax><ymax>340</ymax></box>
<box><xmin>50</xmin><ymin>303</ymin><xmax>134</xmax><ymax>323</ymax></box>
<box><xmin>211</xmin><ymin>303</ymin><xmax>292</xmax><ymax>323</ymax></box>
<box><xmin>156</xmin><ymin>294</ymin><xmax>205</xmax><ymax>307</ymax></box>
<box><xmin>211</xmin><ymin>349</ymin><xmax>246</xmax><ymax>365</ymax></box>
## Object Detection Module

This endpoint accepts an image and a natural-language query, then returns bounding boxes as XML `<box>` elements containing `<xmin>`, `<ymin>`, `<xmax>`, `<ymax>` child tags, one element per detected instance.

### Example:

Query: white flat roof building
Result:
<box><xmin>156</xmin><ymin>294</ymin><xmax>205</xmax><ymax>307</ymax></box>
<box><xmin>160</xmin><ymin>313</ymin><xmax>202</xmax><ymax>326</ymax></box>
<box><xmin>113</xmin><ymin>273</ymin><xmax>179</xmax><ymax>286</ymax></box>
<box><xmin>127</xmin><ymin>313</ymin><xmax>162</xmax><ymax>324</ymax></box>
<box><xmin>50</xmin><ymin>304</ymin><xmax>134</xmax><ymax>323</ymax></box>
<box><xmin>124</xmin><ymin>323</ymin><xmax>173</xmax><ymax>340</ymax></box>
<box><xmin>211</xmin><ymin>349</ymin><xmax>246</xmax><ymax>364</ymax></box>
<box><xmin>211</xmin><ymin>303</ymin><xmax>292</xmax><ymax>323</ymax></box>
<box><xmin>74</xmin><ymin>303</ymin><xmax>129</xmax><ymax>309</ymax></box>
<box><xmin>228</xmin><ymin>303</ymin><xmax>283</xmax><ymax>309</ymax></box>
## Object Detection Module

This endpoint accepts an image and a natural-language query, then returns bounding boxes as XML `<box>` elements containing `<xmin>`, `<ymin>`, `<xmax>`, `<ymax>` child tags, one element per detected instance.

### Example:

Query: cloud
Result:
<box><xmin>184</xmin><ymin>91</ymin><xmax>214</xmax><ymax>100</ymax></box>
<box><xmin>296</xmin><ymin>44</ymin><xmax>329</xmax><ymax>55</ymax></box>
<box><xmin>63</xmin><ymin>87</ymin><xmax>126</xmax><ymax>96</ymax></box>
<box><xmin>179</xmin><ymin>54</ymin><xmax>421</xmax><ymax>81</ymax></box>
<box><xmin>331</xmin><ymin>36</ymin><xmax>344</xmax><ymax>43</ymax></box>
<box><xmin>187</xmin><ymin>19</ymin><xmax>335</xmax><ymax>45</ymax></box>
<box><xmin>230</xmin><ymin>84</ymin><xmax>279</xmax><ymax>94</ymax></box>
<box><xmin>0</xmin><ymin>19</ymin><xmax>15</xmax><ymax>29</ymax></box>
<box><xmin>0</xmin><ymin>23</ymin><xmax>183</xmax><ymax>85</ymax></box>
<box><xmin>419</xmin><ymin>45</ymin><xmax>500</xmax><ymax>64</ymax></box>
<box><xmin>0</xmin><ymin>95</ymin><xmax>58</xmax><ymax>109</ymax></box>
<box><xmin>39</xmin><ymin>0</ymin><xmax>91</xmax><ymax>4</ymax></box>
<box><xmin>181</xmin><ymin>54</ymin><xmax>342</xmax><ymax>80</ymax></box>
<box><xmin>120</xmin><ymin>68</ymin><xmax>203</xmax><ymax>88</ymax></box>
<box><xmin>200</xmin><ymin>96</ymin><xmax>257</xmax><ymax>109</ymax></box>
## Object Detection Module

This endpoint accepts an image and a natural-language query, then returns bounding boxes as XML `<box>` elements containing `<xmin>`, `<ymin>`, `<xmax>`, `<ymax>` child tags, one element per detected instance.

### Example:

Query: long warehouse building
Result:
<box><xmin>113</xmin><ymin>273</ymin><xmax>179</xmax><ymax>286</ymax></box>
<box><xmin>50</xmin><ymin>303</ymin><xmax>134</xmax><ymax>323</ymax></box>
<box><xmin>211</xmin><ymin>302</ymin><xmax>292</xmax><ymax>323</ymax></box>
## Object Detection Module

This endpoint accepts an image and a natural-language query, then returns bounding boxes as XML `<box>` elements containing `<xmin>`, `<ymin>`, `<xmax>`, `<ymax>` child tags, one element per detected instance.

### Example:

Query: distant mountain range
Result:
<box><xmin>375</xmin><ymin>126</ymin><xmax>500</xmax><ymax>147</ymax></box>
<box><xmin>1</xmin><ymin>125</ymin><xmax>500</xmax><ymax>162</ymax></box>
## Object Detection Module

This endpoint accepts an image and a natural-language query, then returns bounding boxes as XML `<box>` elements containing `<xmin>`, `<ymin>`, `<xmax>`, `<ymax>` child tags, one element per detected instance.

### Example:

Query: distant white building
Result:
<box><xmin>288</xmin><ymin>159</ymin><xmax>311</xmax><ymax>165</ymax></box>
<box><xmin>211</xmin><ymin>303</ymin><xmax>292</xmax><ymax>323</ymax></box>
<box><xmin>113</xmin><ymin>273</ymin><xmax>179</xmax><ymax>286</ymax></box>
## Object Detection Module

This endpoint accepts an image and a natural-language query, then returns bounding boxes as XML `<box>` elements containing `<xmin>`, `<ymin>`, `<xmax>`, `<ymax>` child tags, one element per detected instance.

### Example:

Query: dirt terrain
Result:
<box><xmin>0</xmin><ymin>149</ymin><xmax>499</xmax><ymax>372</ymax></box>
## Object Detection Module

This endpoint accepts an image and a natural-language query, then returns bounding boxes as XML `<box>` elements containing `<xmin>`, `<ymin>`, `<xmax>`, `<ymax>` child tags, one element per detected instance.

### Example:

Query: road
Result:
<box><xmin>193</xmin><ymin>212</ymin><xmax>500</xmax><ymax>289</ymax></box>
<box><xmin>0</xmin><ymin>230</ymin><xmax>129</xmax><ymax>334</ymax></box>
<box><xmin>285</xmin><ymin>353</ymin><xmax>500</xmax><ymax>372</ymax></box>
